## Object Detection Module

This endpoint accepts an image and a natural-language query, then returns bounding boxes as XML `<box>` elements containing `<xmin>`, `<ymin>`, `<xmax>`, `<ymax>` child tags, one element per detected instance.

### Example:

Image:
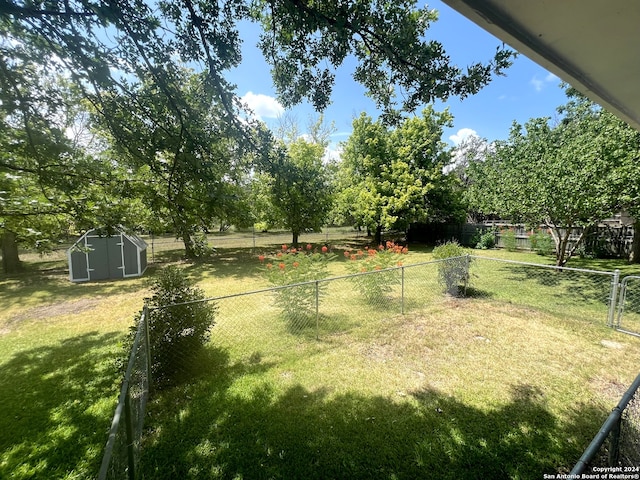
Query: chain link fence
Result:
<box><xmin>616</xmin><ymin>276</ymin><xmax>640</xmax><ymax>336</ymax></box>
<box><xmin>571</xmin><ymin>373</ymin><xmax>640</xmax><ymax>474</ymax></box>
<box><xmin>144</xmin><ymin>228</ymin><xmax>366</xmax><ymax>261</ymax></box>
<box><xmin>199</xmin><ymin>255</ymin><xmax>619</xmax><ymax>378</ymax></box>
<box><xmin>98</xmin><ymin>307</ymin><xmax>150</xmax><ymax>480</ymax></box>
<box><xmin>468</xmin><ymin>256</ymin><xmax>617</xmax><ymax>326</ymax></box>
<box><xmin>201</xmin><ymin>261</ymin><xmax>445</xmax><ymax>365</ymax></box>
<box><xmin>99</xmin><ymin>255</ymin><xmax>638</xmax><ymax>478</ymax></box>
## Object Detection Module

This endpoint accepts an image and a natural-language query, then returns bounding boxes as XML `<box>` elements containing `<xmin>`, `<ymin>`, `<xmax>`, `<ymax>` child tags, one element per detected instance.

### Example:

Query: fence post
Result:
<box><xmin>616</xmin><ymin>279</ymin><xmax>628</xmax><ymax>329</ymax></box>
<box><xmin>401</xmin><ymin>266</ymin><xmax>405</xmax><ymax>315</ymax></box>
<box><xmin>124</xmin><ymin>386</ymin><xmax>136</xmax><ymax>480</ymax></box>
<box><xmin>143</xmin><ymin>305</ymin><xmax>152</xmax><ymax>394</ymax></box>
<box><xmin>608</xmin><ymin>269</ymin><xmax>620</xmax><ymax>327</ymax></box>
<box><xmin>464</xmin><ymin>255</ymin><xmax>471</xmax><ymax>296</ymax></box>
<box><xmin>252</xmin><ymin>225</ymin><xmax>256</xmax><ymax>253</ymax></box>
<box><xmin>315</xmin><ymin>281</ymin><xmax>320</xmax><ymax>341</ymax></box>
<box><xmin>608</xmin><ymin>415</ymin><xmax>622</xmax><ymax>467</ymax></box>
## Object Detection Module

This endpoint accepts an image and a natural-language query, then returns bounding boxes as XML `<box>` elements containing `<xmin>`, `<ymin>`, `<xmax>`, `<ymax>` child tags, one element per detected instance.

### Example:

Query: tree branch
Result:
<box><xmin>0</xmin><ymin>1</ymin><xmax>96</xmax><ymax>19</ymax></box>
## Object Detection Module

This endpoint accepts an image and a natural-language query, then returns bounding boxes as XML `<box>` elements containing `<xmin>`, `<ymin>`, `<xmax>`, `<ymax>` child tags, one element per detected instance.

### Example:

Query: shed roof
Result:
<box><xmin>68</xmin><ymin>227</ymin><xmax>147</xmax><ymax>251</ymax></box>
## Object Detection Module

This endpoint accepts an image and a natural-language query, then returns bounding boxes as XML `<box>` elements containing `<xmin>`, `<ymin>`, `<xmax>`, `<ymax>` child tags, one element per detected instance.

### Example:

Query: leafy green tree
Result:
<box><xmin>466</xmin><ymin>92</ymin><xmax>640</xmax><ymax>266</ymax></box>
<box><xmin>261</xmin><ymin>137</ymin><xmax>333</xmax><ymax>246</ymax></box>
<box><xmin>336</xmin><ymin>109</ymin><xmax>463</xmax><ymax>244</ymax></box>
<box><xmin>2</xmin><ymin>0</ymin><xmax>515</xmax><ymax>265</ymax></box>
<box><xmin>94</xmin><ymin>69</ymin><xmax>256</xmax><ymax>258</ymax></box>
<box><xmin>254</xmin><ymin>1</ymin><xmax>513</xmax><ymax>121</ymax></box>
<box><xmin>0</xmin><ymin>55</ymin><xmax>140</xmax><ymax>272</ymax></box>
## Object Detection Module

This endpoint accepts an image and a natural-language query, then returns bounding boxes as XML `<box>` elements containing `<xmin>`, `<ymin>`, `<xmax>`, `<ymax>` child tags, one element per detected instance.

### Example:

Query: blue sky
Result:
<box><xmin>226</xmin><ymin>1</ymin><xmax>570</xmax><ymax>155</ymax></box>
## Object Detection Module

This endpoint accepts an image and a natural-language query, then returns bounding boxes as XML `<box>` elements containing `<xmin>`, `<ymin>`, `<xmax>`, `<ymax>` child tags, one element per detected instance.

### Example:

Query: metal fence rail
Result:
<box><xmin>205</xmin><ymin>260</ymin><xmax>446</xmax><ymax>362</ymax></box>
<box><xmin>160</xmin><ymin>255</ymin><xmax>619</xmax><ymax>370</ymax></box>
<box><xmin>143</xmin><ymin>228</ymin><xmax>366</xmax><ymax>261</ymax></box>
<box><xmin>571</xmin><ymin>372</ymin><xmax>640</xmax><ymax>474</ymax></box>
<box><xmin>469</xmin><ymin>256</ymin><xmax>617</xmax><ymax>327</ymax></box>
<box><xmin>98</xmin><ymin>307</ymin><xmax>151</xmax><ymax>480</ymax></box>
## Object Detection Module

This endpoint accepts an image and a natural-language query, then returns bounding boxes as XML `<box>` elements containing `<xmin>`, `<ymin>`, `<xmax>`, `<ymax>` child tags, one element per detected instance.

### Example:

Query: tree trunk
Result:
<box><xmin>1</xmin><ymin>231</ymin><xmax>22</xmax><ymax>274</ymax></box>
<box><xmin>292</xmin><ymin>231</ymin><xmax>299</xmax><ymax>247</ymax></box>
<box><xmin>555</xmin><ymin>229</ymin><xmax>571</xmax><ymax>267</ymax></box>
<box><xmin>630</xmin><ymin>219</ymin><xmax>640</xmax><ymax>263</ymax></box>
<box><xmin>374</xmin><ymin>225</ymin><xmax>383</xmax><ymax>246</ymax></box>
<box><xmin>181</xmin><ymin>229</ymin><xmax>196</xmax><ymax>259</ymax></box>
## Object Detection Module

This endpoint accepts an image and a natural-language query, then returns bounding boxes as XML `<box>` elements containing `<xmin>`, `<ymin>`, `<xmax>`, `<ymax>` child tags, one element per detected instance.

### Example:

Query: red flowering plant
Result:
<box><xmin>259</xmin><ymin>243</ymin><xmax>335</xmax><ymax>320</ymax></box>
<box><xmin>344</xmin><ymin>241</ymin><xmax>409</xmax><ymax>303</ymax></box>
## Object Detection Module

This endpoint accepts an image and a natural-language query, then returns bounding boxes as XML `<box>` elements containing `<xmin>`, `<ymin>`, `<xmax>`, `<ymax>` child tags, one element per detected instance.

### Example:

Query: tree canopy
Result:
<box><xmin>0</xmin><ymin>0</ymin><xmax>514</xmax><ymax>121</ymax></box>
<box><xmin>466</xmin><ymin>91</ymin><xmax>640</xmax><ymax>266</ymax></box>
<box><xmin>93</xmin><ymin>68</ymin><xmax>256</xmax><ymax>257</ymax></box>
<box><xmin>335</xmin><ymin>108</ymin><xmax>464</xmax><ymax>244</ymax></box>
<box><xmin>0</xmin><ymin>0</ymin><xmax>515</xmax><ymax>270</ymax></box>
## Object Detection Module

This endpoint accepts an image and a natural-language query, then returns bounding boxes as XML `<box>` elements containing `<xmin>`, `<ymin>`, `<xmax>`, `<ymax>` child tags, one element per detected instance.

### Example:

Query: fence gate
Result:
<box><xmin>616</xmin><ymin>276</ymin><xmax>640</xmax><ymax>336</ymax></box>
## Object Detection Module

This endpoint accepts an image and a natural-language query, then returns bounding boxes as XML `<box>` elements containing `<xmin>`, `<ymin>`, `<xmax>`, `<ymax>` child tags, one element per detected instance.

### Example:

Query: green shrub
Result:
<box><xmin>192</xmin><ymin>232</ymin><xmax>215</xmax><ymax>258</ymax></box>
<box><xmin>260</xmin><ymin>244</ymin><xmax>334</xmax><ymax>321</ymax></box>
<box><xmin>143</xmin><ymin>266</ymin><xmax>216</xmax><ymax>386</ymax></box>
<box><xmin>475</xmin><ymin>230</ymin><xmax>496</xmax><ymax>249</ymax></box>
<box><xmin>529</xmin><ymin>230</ymin><xmax>555</xmax><ymax>256</ymax></box>
<box><xmin>501</xmin><ymin>228</ymin><xmax>517</xmax><ymax>251</ymax></box>
<box><xmin>344</xmin><ymin>241</ymin><xmax>409</xmax><ymax>304</ymax></box>
<box><xmin>254</xmin><ymin>221</ymin><xmax>269</xmax><ymax>232</ymax></box>
<box><xmin>432</xmin><ymin>241</ymin><xmax>471</xmax><ymax>296</ymax></box>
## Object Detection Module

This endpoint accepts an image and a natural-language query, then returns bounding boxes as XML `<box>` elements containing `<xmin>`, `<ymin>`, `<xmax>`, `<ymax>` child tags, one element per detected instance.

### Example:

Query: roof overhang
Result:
<box><xmin>442</xmin><ymin>0</ymin><xmax>640</xmax><ymax>131</ymax></box>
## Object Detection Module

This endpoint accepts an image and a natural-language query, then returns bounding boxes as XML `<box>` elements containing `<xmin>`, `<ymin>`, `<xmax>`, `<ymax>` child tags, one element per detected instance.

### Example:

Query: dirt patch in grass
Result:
<box><xmin>589</xmin><ymin>375</ymin><xmax>628</xmax><ymax>402</ymax></box>
<box><xmin>2</xmin><ymin>298</ymin><xmax>102</xmax><ymax>334</ymax></box>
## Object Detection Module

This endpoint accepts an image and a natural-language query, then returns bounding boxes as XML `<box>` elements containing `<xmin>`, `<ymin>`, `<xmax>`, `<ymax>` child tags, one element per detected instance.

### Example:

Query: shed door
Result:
<box><xmin>106</xmin><ymin>236</ymin><xmax>124</xmax><ymax>279</ymax></box>
<box><xmin>87</xmin><ymin>235</ymin><xmax>124</xmax><ymax>280</ymax></box>
<box><xmin>87</xmin><ymin>236</ymin><xmax>108</xmax><ymax>280</ymax></box>
<box><xmin>123</xmin><ymin>237</ymin><xmax>138</xmax><ymax>276</ymax></box>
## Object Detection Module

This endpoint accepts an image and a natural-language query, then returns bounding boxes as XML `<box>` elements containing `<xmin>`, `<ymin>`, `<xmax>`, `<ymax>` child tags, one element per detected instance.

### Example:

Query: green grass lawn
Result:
<box><xmin>1</xmin><ymin>236</ymin><xmax>640</xmax><ymax>479</ymax></box>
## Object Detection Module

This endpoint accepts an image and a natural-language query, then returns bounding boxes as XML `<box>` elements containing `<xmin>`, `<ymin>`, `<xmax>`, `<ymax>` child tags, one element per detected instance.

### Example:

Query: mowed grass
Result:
<box><xmin>138</xmin><ymin>246</ymin><xmax>640</xmax><ymax>479</ymax></box>
<box><xmin>140</xmin><ymin>300</ymin><xmax>640</xmax><ymax>479</ymax></box>
<box><xmin>1</xmin><ymin>235</ymin><xmax>640</xmax><ymax>479</ymax></box>
<box><xmin>0</xmin><ymin>259</ymin><xmax>154</xmax><ymax>479</ymax></box>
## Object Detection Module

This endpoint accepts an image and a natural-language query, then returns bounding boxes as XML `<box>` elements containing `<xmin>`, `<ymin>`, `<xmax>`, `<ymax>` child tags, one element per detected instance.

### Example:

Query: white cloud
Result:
<box><xmin>531</xmin><ymin>72</ymin><xmax>560</xmax><ymax>92</ymax></box>
<box><xmin>240</xmin><ymin>91</ymin><xmax>284</xmax><ymax>120</ymax></box>
<box><xmin>531</xmin><ymin>77</ymin><xmax>545</xmax><ymax>92</ymax></box>
<box><xmin>330</xmin><ymin>131</ymin><xmax>351</xmax><ymax>138</ymax></box>
<box><xmin>323</xmin><ymin>144</ymin><xmax>342</xmax><ymax>164</ymax></box>
<box><xmin>449</xmin><ymin>128</ymin><xmax>478</xmax><ymax>146</ymax></box>
<box><xmin>545</xmin><ymin>72</ymin><xmax>559</xmax><ymax>82</ymax></box>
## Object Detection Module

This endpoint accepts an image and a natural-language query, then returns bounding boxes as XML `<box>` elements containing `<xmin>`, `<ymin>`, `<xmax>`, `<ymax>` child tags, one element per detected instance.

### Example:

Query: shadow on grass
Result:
<box><xmin>140</xmin><ymin>352</ymin><xmax>606</xmax><ymax>480</ymax></box>
<box><xmin>0</xmin><ymin>264</ymin><xmax>152</xmax><ymax>311</ymax></box>
<box><xmin>464</xmin><ymin>286</ymin><xmax>494</xmax><ymax>299</ymax></box>
<box><xmin>0</xmin><ymin>331</ymin><xmax>123</xmax><ymax>479</ymax></box>
<box><xmin>486</xmin><ymin>262</ymin><xmax>612</xmax><ymax>311</ymax></box>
